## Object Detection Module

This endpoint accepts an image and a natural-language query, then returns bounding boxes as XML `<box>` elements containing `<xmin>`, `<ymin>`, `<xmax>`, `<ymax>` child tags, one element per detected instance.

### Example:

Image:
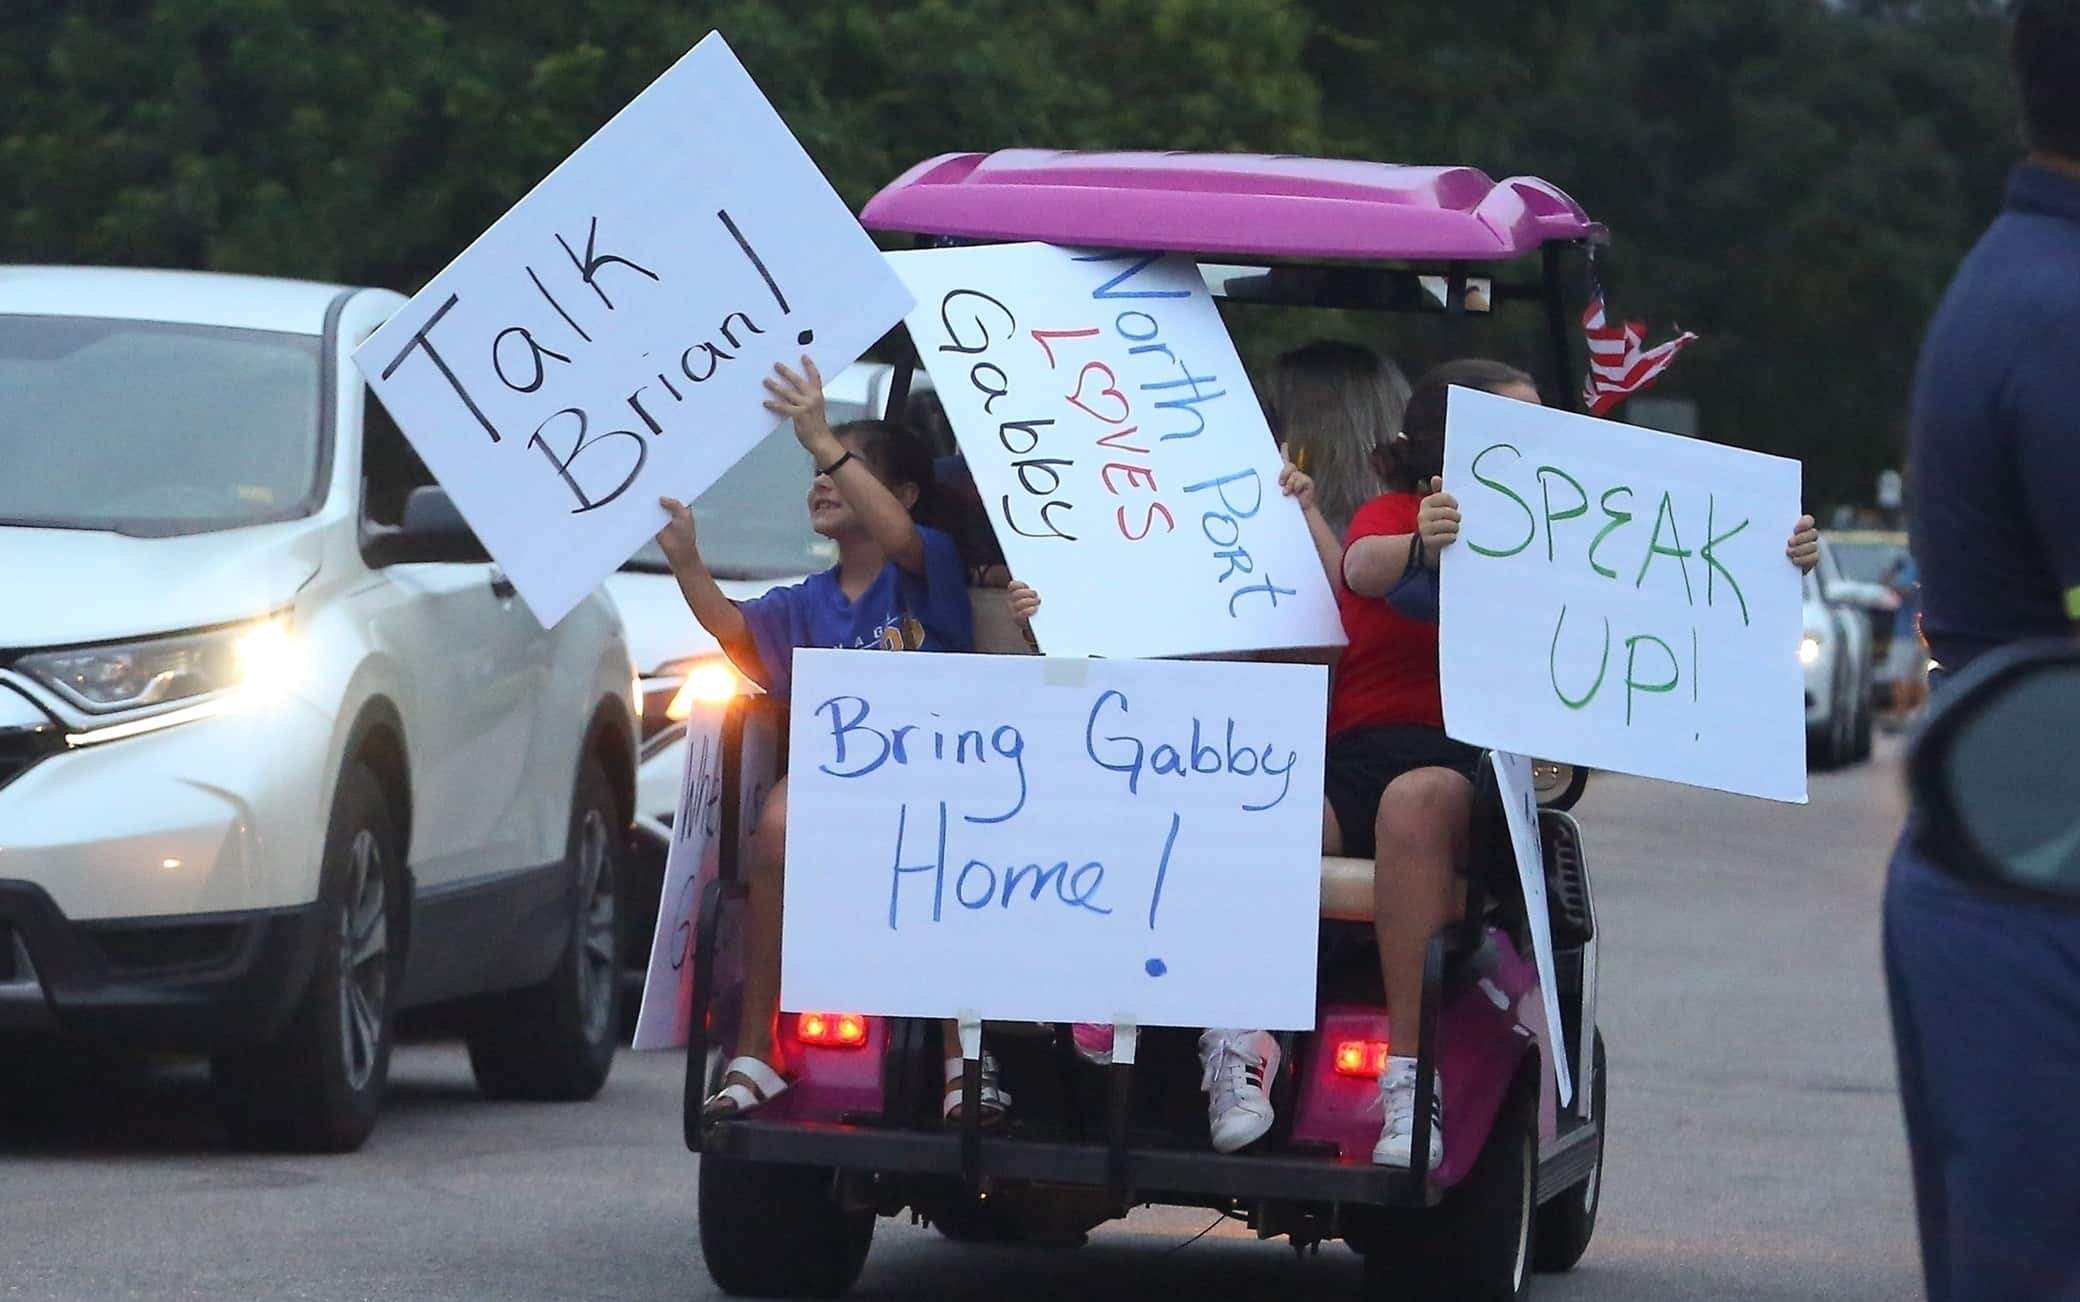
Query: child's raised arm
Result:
<box><xmin>766</xmin><ymin>357</ymin><xmax>928</xmax><ymax>574</ymax></box>
<box><xmin>655</xmin><ymin>496</ymin><xmax>759</xmax><ymax>672</ymax></box>
<box><xmin>1279</xmin><ymin>449</ymin><xmax>1343</xmax><ymax>594</ymax></box>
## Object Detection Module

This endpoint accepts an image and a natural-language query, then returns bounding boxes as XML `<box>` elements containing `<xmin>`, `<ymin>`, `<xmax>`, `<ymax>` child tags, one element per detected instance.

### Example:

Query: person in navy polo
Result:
<box><xmin>1888</xmin><ymin>2</ymin><xmax>2080</xmax><ymax>1297</ymax></box>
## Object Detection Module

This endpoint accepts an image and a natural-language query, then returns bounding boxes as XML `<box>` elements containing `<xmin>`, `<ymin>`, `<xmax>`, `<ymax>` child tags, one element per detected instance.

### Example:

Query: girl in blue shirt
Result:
<box><xmin>655</xmin><ymin>357</ymin><xmax>1037</xmax><ymax>1125</ymax></box>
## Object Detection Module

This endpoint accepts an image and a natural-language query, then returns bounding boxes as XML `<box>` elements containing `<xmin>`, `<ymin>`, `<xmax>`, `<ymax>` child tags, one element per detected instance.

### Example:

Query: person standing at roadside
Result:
<box><xmin>1886</xmin><ymin>3</ymin><xmax>2080</xmax><ymax>1297</ymax></box>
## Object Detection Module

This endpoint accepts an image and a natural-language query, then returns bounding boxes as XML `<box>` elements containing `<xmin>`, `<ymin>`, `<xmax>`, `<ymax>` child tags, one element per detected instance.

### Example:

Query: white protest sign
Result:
<box><xmin>632</xmin><ymin>703</ymin><xmax>779</xmax><ymax>1051</ymax></box>
<box><xmin>354</xmin><ymin>32</ymin><xmax>913</xmax><ymax>626</ymax></box>
<box><xmin>1440</xmin><ymin>387</ymin><xmax>1806</xmax><ymax>803</ymax></box>
<box><xmin>887</xmin><ymin>244</ymin><xmax>1344</xmax><ymax>659</ymax></box>
<box><xmin>1491</xmin><ymin>750</ymin><xmax>1571</xmax><ymax>1106</ymax></box>
<box><xmin>781</xmin><ymin>650</ymin><xmax>1327</xmax><ymax>1029</ymax></box>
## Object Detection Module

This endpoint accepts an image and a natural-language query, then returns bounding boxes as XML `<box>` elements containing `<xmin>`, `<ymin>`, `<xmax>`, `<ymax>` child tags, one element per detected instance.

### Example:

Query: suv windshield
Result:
<box><xmin>621</xmin><ymin>397</ymin><xmax>866</xmax><ymax>580</ymax></box>
<box><xmin>0</xmin><ymin>315</ymin><xmax>324</xmax><ymax>537</ymax></box>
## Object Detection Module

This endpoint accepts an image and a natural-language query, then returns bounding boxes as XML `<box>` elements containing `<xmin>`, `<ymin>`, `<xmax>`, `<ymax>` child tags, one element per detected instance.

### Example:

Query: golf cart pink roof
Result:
<box><xmin>860</xmin><ymin>150</ymin><xmax>1604</xmax><ymax>262</ymax></box>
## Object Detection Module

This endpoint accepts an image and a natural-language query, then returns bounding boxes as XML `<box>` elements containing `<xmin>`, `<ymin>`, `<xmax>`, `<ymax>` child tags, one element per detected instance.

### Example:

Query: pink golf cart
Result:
<box><xmin>685</xmin><ymin>151</ymin><xmax>1609</xmax><ymax>1302</ymax></box>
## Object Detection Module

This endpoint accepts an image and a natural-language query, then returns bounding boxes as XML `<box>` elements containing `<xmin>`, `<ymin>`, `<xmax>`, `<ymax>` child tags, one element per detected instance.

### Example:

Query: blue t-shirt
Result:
<box><xmin>737</xmin><ymin>525</ymin><xmax>974</xmax><ymax>698</ymax></box>
<box><xmin>1906</xmin><ymin>164</ymin><xmax>2080</xmax><ymax>674</ymax></box>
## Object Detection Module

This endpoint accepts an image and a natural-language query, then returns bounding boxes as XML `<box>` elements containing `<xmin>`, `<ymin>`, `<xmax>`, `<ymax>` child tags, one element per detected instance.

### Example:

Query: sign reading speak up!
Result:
<box><xmin>1440</xmin><ymin>387</ymin><xmax>1808</xmax><ymax>803</ymax></box>
<box><xmin>781</xmin><ymin>650</ymin><xmax>1327</xmax><ymax>1031</ymax></box>
<box><xmin>354</xmin><ymin>32</ymin><xmax>913</xmax><ymax>626</ymax></box>
<box><xmin>888</xmin><ymin>243</ymin><xmax>1345</xmax><ymax>660</ymax></box>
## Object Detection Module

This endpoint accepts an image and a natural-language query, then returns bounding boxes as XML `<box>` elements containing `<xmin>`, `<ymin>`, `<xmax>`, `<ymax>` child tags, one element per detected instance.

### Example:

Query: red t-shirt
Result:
<box><xmin>1328</xmin><ymin>492</ymin><xmax>1443</xmax><ymax>737</ymax></box>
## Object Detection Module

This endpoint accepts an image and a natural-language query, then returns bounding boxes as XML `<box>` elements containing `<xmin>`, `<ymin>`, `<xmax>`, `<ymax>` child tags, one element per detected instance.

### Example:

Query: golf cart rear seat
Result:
<box><xmin>969</xmin><ymin>588</ymin><xmax>1386</xmax><ymax>924</ymax></box>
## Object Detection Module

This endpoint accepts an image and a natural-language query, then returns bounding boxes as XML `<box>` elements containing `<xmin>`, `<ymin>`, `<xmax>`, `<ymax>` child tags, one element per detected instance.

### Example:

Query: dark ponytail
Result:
<box><xmin>1385</xmin><ymin>358</ymin><xmax>1537</xmax><ymax>492</ymax></box>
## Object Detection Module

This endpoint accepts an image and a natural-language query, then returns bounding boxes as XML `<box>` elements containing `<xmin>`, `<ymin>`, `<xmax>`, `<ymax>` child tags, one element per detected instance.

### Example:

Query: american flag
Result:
<box><xmin>1581</xmin><ymin>294</ymin><xmax>1696</xmax><ymax>416</ymax></box>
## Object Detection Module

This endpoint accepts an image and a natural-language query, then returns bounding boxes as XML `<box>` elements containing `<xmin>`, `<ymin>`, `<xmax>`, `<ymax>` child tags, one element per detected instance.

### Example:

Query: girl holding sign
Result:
<box><xmin>655</xmin><ymin>356</ymin><xmax>1039</xmax><ymax>1127</ymax></box>
<box><xmin>1329</xmin><ymin>358</ymin><xmax>1820</xmax><ymax>1167</ymax></box>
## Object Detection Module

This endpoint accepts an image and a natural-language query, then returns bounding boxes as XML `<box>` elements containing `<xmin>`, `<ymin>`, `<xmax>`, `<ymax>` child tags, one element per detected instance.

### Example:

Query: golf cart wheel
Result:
<box><xmin>213</xmin><ymin>762</ymin><xmax>401</xmax><ymax>1153</ymax></box>
<box><xmin>698</xmin><ymin>1155</ymin><xmax>873</xmax><ymax>1297</ymax></box>
<box><xmin>1535</xmin><ymin>1031</ymin><xmax>1607</xmax><ymax>1272</ymax></box>
<box><xmin>1369</xmin><ymin>1059</ymin><xmax>1538</xmax><ymax>1302</ymax></box>
<box><xmin>466</xmin><ymin>757</ymin><xmax>621</xmax><ymax>1101</ymax></box>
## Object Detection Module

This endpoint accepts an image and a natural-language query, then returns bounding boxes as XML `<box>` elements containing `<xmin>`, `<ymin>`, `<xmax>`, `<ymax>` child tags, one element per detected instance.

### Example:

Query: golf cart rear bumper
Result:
<box><xmin>705</xmin><ymin>1118</ymin><xmax>1442</xmax><ymax>1206</ymax></box>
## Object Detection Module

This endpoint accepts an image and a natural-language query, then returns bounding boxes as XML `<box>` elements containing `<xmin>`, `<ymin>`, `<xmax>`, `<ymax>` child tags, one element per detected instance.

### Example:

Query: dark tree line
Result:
<box><xmin>1</xmin><ymin>0</ymin><xmax>2019</xmax><ymax>508</ymax></box>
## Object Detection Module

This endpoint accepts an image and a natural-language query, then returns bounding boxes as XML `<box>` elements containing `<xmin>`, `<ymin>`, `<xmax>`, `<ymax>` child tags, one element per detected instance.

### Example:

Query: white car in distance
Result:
<box><xmin>1800</xmin><ymin>536</ymin><xmax>1876</xmax><ymax>769</ymax></box>
<box><xmin>0</xmin><ymin>267</ymin><xmax>639</xmax><ymax>1151</ymax></box>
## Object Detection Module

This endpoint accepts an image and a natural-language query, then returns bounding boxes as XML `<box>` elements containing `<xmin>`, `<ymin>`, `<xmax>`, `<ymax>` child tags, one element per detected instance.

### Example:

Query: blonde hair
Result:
<box><xmin>1268</xmin><ymin>341</ymin><xmax>1411</xmax><ymax>536</ymax></box>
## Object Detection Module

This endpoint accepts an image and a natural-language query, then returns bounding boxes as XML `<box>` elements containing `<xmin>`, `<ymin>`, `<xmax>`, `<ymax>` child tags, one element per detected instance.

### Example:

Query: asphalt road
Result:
<box><xmin>1</xmin><ymin>742</ymin><xmax>1920</xmax><ymax>1301</ymax></box>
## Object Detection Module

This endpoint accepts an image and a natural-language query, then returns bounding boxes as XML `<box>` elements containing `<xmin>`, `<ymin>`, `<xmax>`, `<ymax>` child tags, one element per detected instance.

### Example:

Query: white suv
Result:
<box><xmin>0</xmin><ymin>267</ymin><xmax>639</xmax><ymax>1151</ymax></box>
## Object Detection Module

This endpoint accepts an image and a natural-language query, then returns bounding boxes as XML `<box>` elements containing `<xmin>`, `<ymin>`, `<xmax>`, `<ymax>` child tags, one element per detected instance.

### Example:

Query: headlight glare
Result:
<box><xmin>21</xmin><ymin>616</ymin><xmax>297</xmax><ymax>714</ymax></box>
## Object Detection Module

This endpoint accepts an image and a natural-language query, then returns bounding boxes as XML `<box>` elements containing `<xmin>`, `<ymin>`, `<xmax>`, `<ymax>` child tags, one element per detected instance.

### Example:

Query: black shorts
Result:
<box><xmin>1323</xmin><ymin>726</ymin><xmax>1483</xmax><ymax>860</ymax></box>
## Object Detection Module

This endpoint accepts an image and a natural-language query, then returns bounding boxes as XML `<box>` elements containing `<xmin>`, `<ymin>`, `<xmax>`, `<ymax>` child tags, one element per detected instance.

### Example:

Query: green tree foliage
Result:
<box><xmin>1303</xmin><ymin>0</ymin><xmax>2016</xmax><ymax>503</ymax></box>
<box><xmin>0</xmin><ymin>0</ymin><xmax>2019</xmax><ymax>505</ymax></box>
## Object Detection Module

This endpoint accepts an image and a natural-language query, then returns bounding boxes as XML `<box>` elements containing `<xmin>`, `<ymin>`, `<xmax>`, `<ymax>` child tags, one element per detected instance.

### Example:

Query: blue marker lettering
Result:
<box><xmin>887</xmin><ymin>802</ymin><xmax>948</xmax><ymax>929</ymax></box>
<box><xmin>1085</xmin><ymin>689</ymin><xmax>1146</xmax><ymax>794</ymax></box>
<box><xmin>955</xmin><ymin>859</ymin><xmax>997</xmax><ymax>910</ymax></box>
<box><xmin>817</xmin><ymin>695</ymin><xmax>889</xmax><ymax>778</ymax></box>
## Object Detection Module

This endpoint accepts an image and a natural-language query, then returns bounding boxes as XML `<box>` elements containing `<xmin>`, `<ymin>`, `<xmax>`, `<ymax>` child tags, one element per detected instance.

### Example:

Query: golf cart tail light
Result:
<box><xmin>666</xmin><ymin>659</ymin><xmax>743</xmax><ymax>720</ymax></box>
<box><xmin>796</xmin><ymin>1012</ymin><xmax>868</xmax><ymax>1048</ymax></box>
<box><xmin>1334</xmin><ymin>1039</ymin><xmax>1391</xmax><ymax>1078</ymax></box>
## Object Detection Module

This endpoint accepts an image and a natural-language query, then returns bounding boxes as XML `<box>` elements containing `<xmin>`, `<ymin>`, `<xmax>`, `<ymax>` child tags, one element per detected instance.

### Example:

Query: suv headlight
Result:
<box><xmin>18</xmin><ymin>615</ymin><xmax>300</xmax><ymax>720</ymax></box>
<box><xmin>1798</xmin><ymin>633</ymin><xmax>1824</xmax><ymax>666</ymax></box>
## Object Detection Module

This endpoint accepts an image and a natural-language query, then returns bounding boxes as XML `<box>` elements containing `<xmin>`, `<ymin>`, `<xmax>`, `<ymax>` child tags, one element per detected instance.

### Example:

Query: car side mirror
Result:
<box><xmin>1908</xmin><ymin>640</ymin><xmax>2080</xmax><ymax>902</ymax></box>
<box><xmin>365</xmin><ymin>486</ymin><xmax>489</xmax><ymax>566</ymax></box>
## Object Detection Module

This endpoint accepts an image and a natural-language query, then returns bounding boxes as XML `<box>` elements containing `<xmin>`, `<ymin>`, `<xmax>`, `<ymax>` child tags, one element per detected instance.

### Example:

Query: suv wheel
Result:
<box><xmin>214</xmin><ymin>761</ymin><xmax>399</xmax><ymax>1152</ymax></box>
<box><xmin>466</xmin><ymin>756</ymin><xmax>621</xmax><ymax>1100</ymax></box>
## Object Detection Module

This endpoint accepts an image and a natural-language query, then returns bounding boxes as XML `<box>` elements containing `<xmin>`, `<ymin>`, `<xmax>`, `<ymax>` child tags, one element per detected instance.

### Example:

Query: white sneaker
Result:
<box><xmin>1198</xmin><ymin>1028</ymin><xmax>1280</xmax><ymax>1153</ymax></box>
<box><xmin>1373</xmin><ymin>1055</ymin><xmax>1443</xmax><ymax>1168</ymax></box>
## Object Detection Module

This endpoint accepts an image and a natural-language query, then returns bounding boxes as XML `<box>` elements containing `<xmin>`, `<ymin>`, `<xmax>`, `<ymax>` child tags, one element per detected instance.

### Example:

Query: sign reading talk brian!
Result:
<box><xmin>353</xmin><ymin>32</ymin><xmax>912</xmax><ymax>627</ymax></box>
<box><xmin>781</xmin><ymin>650</ymin><xmax>1327</xmax><ymax>1031</ymax></box>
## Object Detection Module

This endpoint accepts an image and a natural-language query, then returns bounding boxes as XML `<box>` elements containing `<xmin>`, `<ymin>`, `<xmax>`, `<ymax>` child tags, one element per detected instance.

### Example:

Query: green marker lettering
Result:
<box><xmin>1549</xmin><ymin>605</ymin><xmax>1611</xmax><ymax>709</ymax></box>
<box><xmin>1634</xmin><ymin>491</ymin><xmax>1695</xmax><ymax>605</ymax></box>
<box><xmin>1536</xmin><ymin>466</ymin><xmax>1589</xmax><ymax>564</ymax></box>
<box><xmin>1623</xmin><ymin>633</ymin><xmax>1680</xmax><ymax>726</ymax></box>
<box><xmin>1467</xmin><ymin>442</ymin><xmax>1535</xmax><ymax>558</ymax></box>
<box><xmin>1589</xmin><ymin>486</ymin><xmax>1634</xmax><ymax>579</ymax></box>
<box><xmin>1700</xmin><ymin>494</ymin><xmax>1751</xmax><ymax>626</ymax></box>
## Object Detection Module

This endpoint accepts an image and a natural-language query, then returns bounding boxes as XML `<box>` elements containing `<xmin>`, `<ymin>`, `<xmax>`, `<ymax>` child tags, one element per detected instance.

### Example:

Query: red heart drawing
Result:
<box><xmin>1066</xmin><ymin>361</ymin><xmax>1131</xmax><ymax>425</ymax></box>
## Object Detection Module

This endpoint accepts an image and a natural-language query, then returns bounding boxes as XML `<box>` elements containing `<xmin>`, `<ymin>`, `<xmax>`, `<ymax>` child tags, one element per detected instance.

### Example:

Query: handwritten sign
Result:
<box><xmin>1492</xmin><ymin>750</ymin><xmax>1571</xmax><ymax>1106</ymax></box>
<box><xmin>781</xmin><ymin>650</ymin><xmax>1327</xmax><ymax>1029</ymax></box>
<box><xmin>353</xmin><ymin>32</ymin><xmax>912</xmax><ymax>626</ymax></box>
<box><xmin>886</xmin><ymin>244</ymin><xmax>1344</xmax><ymax>659</ymax></box>
<box><xmin>1440</xmin><ymin>387</ymin><xmax>1806</xmax><ymax>802</ymax></box>
<box><xmin>631</xmin><ymin>703</ymin><xmax>779</xmax><ymax>1051</ymax></box>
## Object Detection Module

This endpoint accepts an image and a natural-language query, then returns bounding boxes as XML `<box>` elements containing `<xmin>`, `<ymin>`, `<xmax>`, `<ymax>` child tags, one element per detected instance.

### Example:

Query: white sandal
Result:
<box><xmin>942</xmin><ymin>1052</ymin><xmax>1011</xmax><ymax>1129</ymax></box>
<box><xmin>704</xmin><ymin>1055</ymin><xmax>789</xmax><ymax>1120</ymax></box>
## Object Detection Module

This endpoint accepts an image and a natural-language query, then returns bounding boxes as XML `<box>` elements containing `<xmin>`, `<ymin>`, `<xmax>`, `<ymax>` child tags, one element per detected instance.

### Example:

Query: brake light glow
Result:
<box><xmin>1333</xmin><ymin>1039</ymin><xmax>1392</xmax><ymax>1078</ymax></box>
<box><xmin>795</xmin><ymin>1012</ymin><xmax>868</xmax><ymax>1048</ymax></box>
